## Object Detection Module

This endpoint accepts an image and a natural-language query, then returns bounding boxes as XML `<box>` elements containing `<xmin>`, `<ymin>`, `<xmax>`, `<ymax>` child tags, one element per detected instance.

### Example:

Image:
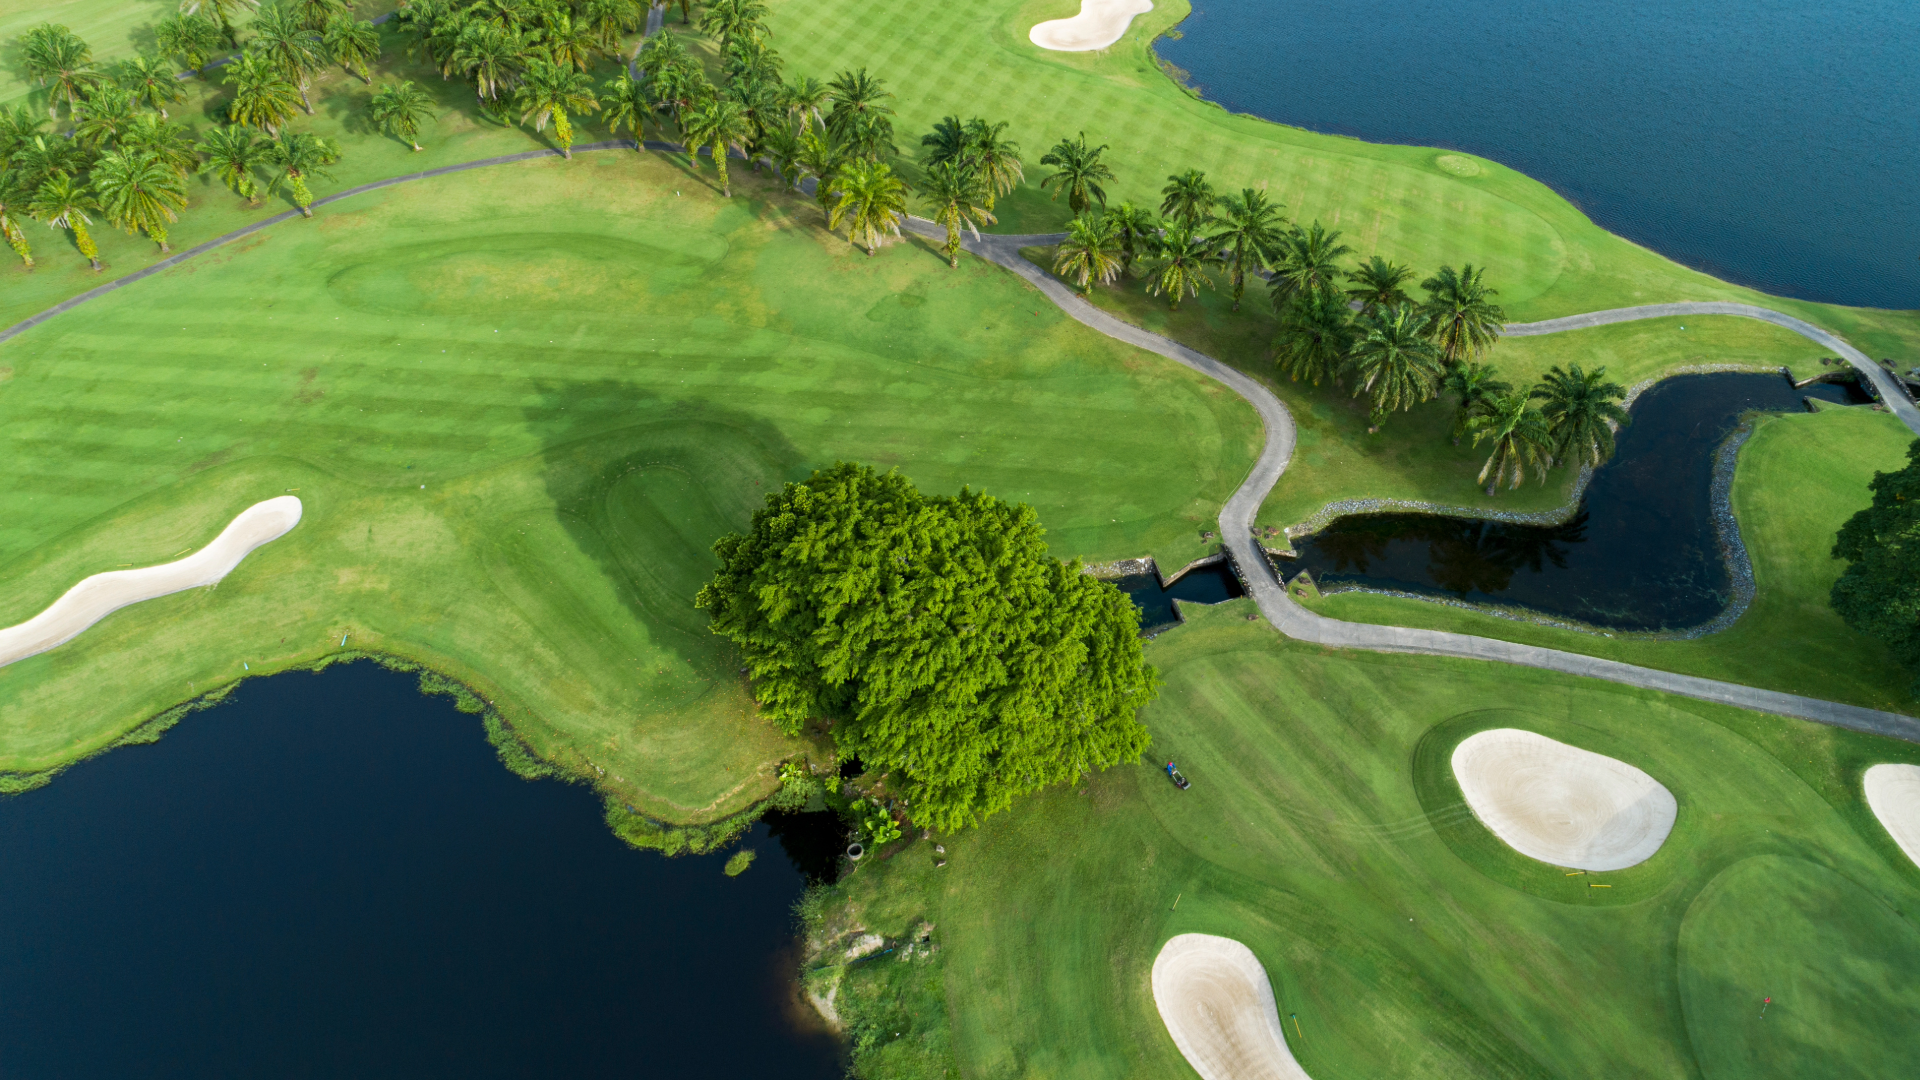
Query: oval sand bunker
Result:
<box><xmin>1864</xmin><ymin>764</ymin><xmax>1920</xmax><ymax>869</ymax></box>
<box><xmin>1152</xmin><ymin>934</ymin><xmax>1311</xmax><ymax>1080</ymax></box>
<box><xmin>1030</xmin><ymin>0</ymin><xmax>1153</xmax><ymax>52</ymax></box>
<box><xmin>1451</xmin><ymin>728</ymin><xmax>1676</xmax><ymax>871</ymax></box>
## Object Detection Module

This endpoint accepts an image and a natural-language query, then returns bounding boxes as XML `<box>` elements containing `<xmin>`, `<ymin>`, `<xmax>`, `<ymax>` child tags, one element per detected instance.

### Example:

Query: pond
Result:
<box><xmin>1283</xmin><ymin>373</ymin><xmax>1868</xmax><ymax>632</ymax></box>
<box><xmin>1116</xmin><ymin>559</ymin><xmax>1247</xmax><ymax>630</ymax></box>
<box><xmin>0</xmin><ymin>662</ymin><xmax>845</xmax><ymax>1079</ymax></box>
<box><xmin>1155</xmin><ymin>0</ymin><xmax>1920</xmax><ymax>308</ymax></box>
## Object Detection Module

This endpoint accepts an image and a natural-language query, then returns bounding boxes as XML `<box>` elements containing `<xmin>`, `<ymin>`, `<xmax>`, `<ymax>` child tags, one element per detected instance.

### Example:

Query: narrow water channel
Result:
<box><xmin>0</xmin><ymin>663</ymin><xmax>844</xmax><ymax>1079</ymax></box>
<box><xmin>1117</xmin><ymin>560</ymin><xmax>1247</xmax><ymax>630</ymax></box>
<box><xmin>1285</xmin><ymin>373</ymin><xmax>1870</xmax><ymax>632</ymax></box>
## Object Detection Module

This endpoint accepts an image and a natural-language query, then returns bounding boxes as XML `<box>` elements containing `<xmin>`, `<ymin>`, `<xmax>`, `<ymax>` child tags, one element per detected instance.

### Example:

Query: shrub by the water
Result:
<box><xmin>696</xmin><ymin>462</ymin><xmax>1158</xmax><ymax>833</ymax></box>
<box><xmin>723</xmin><ymin>849</ymin><xmax>757</xmax><ymax>876</ymax></box>
<box><xmin>1831</xmin><ymin>438</ymin><xmax>1920</xmax><ymax>695</ymax></box>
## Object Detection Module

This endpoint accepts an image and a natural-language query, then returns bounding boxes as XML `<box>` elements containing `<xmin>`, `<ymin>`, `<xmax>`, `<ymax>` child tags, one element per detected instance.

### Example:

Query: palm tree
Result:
<box><xmin>1345</xmin><ymin>255</ymin><xmax>1415</xmax><ymax>314</ymax></box>
<box><xmin>1148</xmin><ymin>219</ymin><xmax>1217</xmax><ymax>311</ymax></box>
<box><xmin>181</xmin><ymin>0</ymin><xmax>260</xmax><ymax>49</ymax></box>
<box><xmin>21</xmin><ymin>24</ymin><xmax>98</xmax><ymax>121</ymax></box>
<box><xmin>1052</xmin><ymin>212</ymin><xmax>1121</xmax><ymax>294</ymax></box>
<box><xmin>30</xmin><ymin>174</ymin><xmax>102</xmax><ymax>270</ymax></box>
<box><xmin>0</xmin><ymin>171</ymin><xmax>35</xmax><ymax>269</ymax></box>
<box><xmin>682</xmin><ymin>96</ymin><xmax>754</xmax><ymax>194</ymax></box>
<box><xmin>964</xmin><ymin>118</ymin><xmax>1022</xmax><ymax>210</ymax></box>
<box><xmin>1532</xmin><ymin>365</ymin><xmax>1629</xmax><ymax>467</ymax></box>
<box><xmin>1159</xmin><ymin>169</ymin><xmax>1214</xmax><ymax>228</ymax></box>
<box><xmin>783</xmin><ymin>75</ymin><xmax>829</xmax><ymax>133</ymax></box>
<box><xmin>1439</xmin><ymin>361</ymin><xmax>1511</xmax><ymax>444</ymax></box>
<box><xmin>248</xmin><ymin>4</ymin><xmax>327</xmax><ymax>114</ymax></box>
<box><xmin>92</xmin><ymin>149</ymin><xmax>188</xmax><ymax>252</ymax></box>
<box><xmin>121</xmin><ymin>114</ymin><xmax>200</xmax><ymax>177</ymax></box>
<box><xmin>1466</xmin><ymin>392</ymin><xmax>1554</xmax><ymax>493</ymax></box>
<box><xmin>541</xmin><ymin>10</ymin><xmax>602</xmax><ymax>73</ymax></box>
<box><xmin>920</xmin><ymin>115</ymin><xmax>967</xmax><ymax>165</ymax></box>
<box><xmin>224</xmin><ymin>52</ymin><xmax>302</xmax><ymax>134</ymax></box>
<box><xmin>760</xmin><ymin>124</ymin><xmax>803</xmax><ymax>189</ymax></box>
<box><xmin>699</xmin><ymin>0</ymin><xmax>769</xmax><ymax>44</ymax></box>
<box><xmin>1346</xmin><ymin>304</ymin><xmax>1444</xmax><ymax>426</ymax></box>
<box><xmin>920</xmin><ymin>159</ymin><xmax>994</xmax><ymax>268</ymax></box>
<box><xmin>155</xmin><ymin>14</ymin><xmax>222</xmax><ymax>74</ymax></box>
<box><xmin>115</xmin><ymin>56</ymin><xmax>187</xmax><ymax>116</ymax></box>
<box><xmin>199</xmin><ymin>124</ymin><xmax>271</xmax><ymax>203</ymax></box>
<box><xmin>600</xmin><ymin>74</ymin><xmax>651</xmax><ymax>148</ymax></box>
<box><xmin>263</xmin><ymin>130</ymin><xmax>341</xmax><ymax>217</ymax></box>
<box><xmin>287</xmin><ymin>0</ymin><xmax>349</xmax><ymax>31</ymax></box>
<box><xmin>1268</xmin><ymin>220</ymin><xmax>1353</xmax><ymax>307</ymax></box>
<box><xmin>1103</xmin><ymin>201</ymin><xmax>1155</xmax><ymax>277</ymax></box>
<box><xmin>795</xmin><ymin>129</ymin><xmax>843</xmax><ymax>219</ymax></box>
<box><xmin>1039</xmin><ymin>132</ymin><xmax>1113</xmax><ymax>216</ymax></box>
<box><xmin>0</xmin><ymin>106</ymin><xmax>42</xmax><ymax>154</ymax></box>
<box><xmin>581</xmin><ymin>0</ymin><xmax>641</xmax><ymax>51</ymax></box>
<box><xmin>1206</xmin><ymin>187</ymin><xmax>1285</xmax><ymax>311</ymax></box>
<box><xmin>367</xmin><ymin>81</ymin><xmax>437</xmax><ymax>151</ymax></box>
<box><xmin>452</xmin><ymin>22</ymin><xmax>527</xmax><ymax>103</ymax></box>
<box><xmin>827</xmin><ymin>158</ymin><xmax>910</xmax><ymax>255</ymax></box>
<box><xmin>1421</xmin><ymin>263</ymin><xmax>1507</xmax><ymax>365</ymax></box>
<box><xmin>324</xmin><ymin>16</ymin><xmax>381</xmax><ymax>83</ymax></box>
<box><xmin>515</xmin><ymin>59</ymin><xmax>599</xmax><ymax>158</ymax></box>
<box><xmin>825</xmin><ymin>68</ymin><xmax>894</xmax><ymax>160</ymax></box>
<box><xmin>9</xmin><ymin>135</ymin><xmax>87</xmax><ymax>188</ymax></box>
<box><xmin>1273</xmin><ymin>285</ymin><xmax>1354</xmax><ymax>386</ymax></box>
<box><xmin>73</xmin><ymin>85</ymin><xmax>138</xmax><ymax>150</ymax></box>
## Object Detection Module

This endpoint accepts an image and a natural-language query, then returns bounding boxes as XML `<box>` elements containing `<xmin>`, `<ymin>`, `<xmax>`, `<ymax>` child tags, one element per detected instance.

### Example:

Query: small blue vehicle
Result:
<box><xmin>1165</xmin><ymin>761</ymin><xmax>1191</xmax><ymax>790</ymax></box>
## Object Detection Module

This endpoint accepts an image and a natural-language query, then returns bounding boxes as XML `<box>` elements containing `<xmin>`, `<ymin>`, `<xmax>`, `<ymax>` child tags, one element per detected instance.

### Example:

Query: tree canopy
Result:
<box><xmin>696</xmin><ymin>463</ymin><xmax>1158</xmax><ymax>832</ymax></box>
<box><xmin>1831</xmin><ymin>440</ymin><xmax>1920</xmax><ymax>694</ymax></box>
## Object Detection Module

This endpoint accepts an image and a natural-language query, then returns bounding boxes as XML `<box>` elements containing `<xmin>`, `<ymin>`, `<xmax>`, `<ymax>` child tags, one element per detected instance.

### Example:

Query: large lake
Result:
<box><xmin>1157</xmin><ymin>0</ymin><xmax>1920</xmax><ymax>309</ymax></box>
<box><xmin>0</xmin><ymin>663</ymin><xmax>844</xmax><ymax>1079</ymax></box>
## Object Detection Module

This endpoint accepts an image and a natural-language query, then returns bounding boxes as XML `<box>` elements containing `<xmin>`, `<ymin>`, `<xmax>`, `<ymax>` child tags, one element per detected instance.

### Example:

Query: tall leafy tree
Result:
<box><xmin>1345</xmin><ymin>255</ymin><xmax>1415</xmax><ymax>314</ymax></box>
<box><xmin>92</xmin><ymin>149</ymin><xmax>189</xmax><ymax>251</ymax></box>
<box><xmin>1052</xmin><ymin>212</ymin><xmax>1122</xmax><ymax>295</ymax></box>
<box><xmin>180</xmin><ymin>0</ymin><xmax>260</xmax><ymax>49</ymax></box>
<box><xmin>224</xmin><ymin>52</ymin><xmax>302</xmax><ymax>134</ymax></box>
<box><xmin>1207</xmin><ymin>187</ymin><xmax>1285</xmax><ymax>311</ymax></box>
<box><xmin>1346</xmin><ymin>304</ymin><xmax>1444</xmax><ymax>426</ymax></box>
<box><xmin>1039</xmin><ymin>132</ymin><xmax>1113</xmax><ymax>216</ymax></box>
<box><xmin>1440</xmin><ymin>361</ymin><xmax>1511</xmax><ymax>444</ymax></box>
<box><xmin>263</xmin><ymin>130</ymin><xmax>340</xmax><ymax>216</ymax></box>
<box><xmin>1104</xmin><ymin>201</ymin><xmax>1155</xmax><ymax>277</ymax></box>
<box><xmin>695</xmin><ymin>462</ymin><xmax>1158</xmax><ymax>833</ymax></box>
<box><xmin>1268</xmin><ymin>220</ymin><xmax>1353</xmax><ymax>307</ymax></box>
<box><xmin>367</xmin><ymin>81</ymin><xmax>437</xmax><ymax>151</ymax></box>
<box><xmin>0</xmin><ymin>170</ymin><xmax>35</xmax><ymax>269</ymax></box>
<box><xmin>1273</xmin><ymin>285</ymin><xmax>1355</xmax><ymax>386</ymax></box>
<box><xmin>1831</xmin><ymin>442</ymin><xmax>1920</xmax><ymax>693</ymax></box>
<box><xmin>1466</xmin><ymin>391</ymin><xmax>1554</xmax><ymax>492</ymax></box>
<box><xmin>1147</xmin><ymin>218</ymin><xmax>1217</xmax><ymax>311</ymax></box>
<box><xmin>21</xmin><ymin>24</ymin><xmax>99</xmax><ymax>120</ymax></box>
<box><xmin>199</xmin><ymin>124</ymin><xmax>271</xmax><ymax>203</ymax></box>
<box><xmin>681</xmin><ymin>95</ymin><xmax>753</xmax><ymax>194</ymax></box>
<box><xmin>248</xmin><ymin>3</ymin><xmax>328</xmax><ymax>114</ymax></box>
<box><xmin>825</xmin><ymin>68</ymin><xmax>894</xmax><ymax>160</ymax></box>
<box><xmin>1421</xmin><ymin>263</ymin><xmax>1507</xmax><ymax>365</ymax></box>
<box><xmin>1532</xmin><ymin>364</ymin><xmax>1629</xmax><ymax>467</ymax></box>
<box><xmin>1158</xmin><ymin>168</ymin><xmax>1213</xmax><ymax>228</ymax></box>
<box><xmin>919</xmin><ymin>158</ymin><xmax>994</xmax><ymax>269</ymax></box>
<box><xmin>30</xmin><ymin>174</ymin><xmax>102</xmax><ymax>269</ymax></box>
<box><xmin>515</xmin><ymin>59</ymin><xmax>599</xmax><ymax>158</ymax></box>
<box><xmin>324</xmin><ymin>16</ymin><xmax>381</xmax><ymax>83</ymax></box>
<box><xmin>115</xmin><ymin>56</ymin><xmax>188</xmax><ymax>116</ymax></box>
<box><xmin>828</xmin><ymin>158</ymin><xmax>910</xmax><ymax>255</ymax></box>
<box><xmin>155</xmin><ymin>13</ymin><xmax>223</xmax><ymax>73</ymax></box>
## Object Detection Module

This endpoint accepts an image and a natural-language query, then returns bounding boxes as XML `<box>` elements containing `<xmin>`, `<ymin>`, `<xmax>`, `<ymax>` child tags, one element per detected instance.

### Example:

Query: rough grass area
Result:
<box><xmin>0</xmin><ymin>152</ymin><xmax>1260</xmax><ymax>803</ymax></box>
<box><xmin>1310</xmin><ymin>407</ymin><xmax>1917</xmax><ymax>710</ymax></box>
<box><xmin>828</xmin><ymin>603</ymin><xmax>1920</xmax><ymax>1079</ymax></box>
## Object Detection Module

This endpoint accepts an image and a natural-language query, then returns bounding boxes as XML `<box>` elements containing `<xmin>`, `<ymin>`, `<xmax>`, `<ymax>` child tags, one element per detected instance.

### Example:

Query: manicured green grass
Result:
<box><xmin>825</xmin><ymin>603</ymin><xmax>1920</xmax><ymax>1079</ymax></box>
<box><xmin>0</xmin><ymin>152</ymin><xmax>1260</xmax><ymax>803</ymax></box>
<box><xmin>1310</xmin><ymin>406</ymin><xmax>1917</xmax><ymax>711</ymax></box>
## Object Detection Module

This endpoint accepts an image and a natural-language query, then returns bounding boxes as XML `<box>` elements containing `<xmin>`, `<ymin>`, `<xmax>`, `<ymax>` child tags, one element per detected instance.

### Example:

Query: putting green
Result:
<box><xmin>0</xmin><ymin>152</ymin><xmax>1260</xmax><ymax>802</ymax></box>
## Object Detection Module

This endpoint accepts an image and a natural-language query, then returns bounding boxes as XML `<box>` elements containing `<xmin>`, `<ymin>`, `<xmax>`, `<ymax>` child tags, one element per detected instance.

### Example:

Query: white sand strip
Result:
<box><xmin>0</xmin><ymin>496</ymin><xmax>303</xmax><ymax>669</ymax></box>
<box><xmin>1451</xmin><ymin>728</ymin><xmax>1676</xmax><ymax>871</ymax></box>
<box><xmin>1152</xmin><ymin>934</ymin><xmax>1312</xmax><ymax>1080</ymax></box>
<box><xmin>1030</xmin><ymin>0</ymin><xmax>1154</xmax><ymax>52</ymax></box>
<box><xmin>1864</xmin><ymin>764</ymin><xmax>1920</xmax><ymax>869</ymax></box>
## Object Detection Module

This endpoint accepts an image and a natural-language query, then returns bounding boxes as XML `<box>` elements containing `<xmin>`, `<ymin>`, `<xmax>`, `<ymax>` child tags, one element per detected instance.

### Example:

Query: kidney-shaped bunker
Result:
<box><xmin>1451</xmin><ymin>728</ymin><xmax>1676</xmax><ymax>871</ymax></box>
<box><xmin>1151</xmin><ymin>933</ymin><xmax>1311</xmax><ymax>1080</ymax></box>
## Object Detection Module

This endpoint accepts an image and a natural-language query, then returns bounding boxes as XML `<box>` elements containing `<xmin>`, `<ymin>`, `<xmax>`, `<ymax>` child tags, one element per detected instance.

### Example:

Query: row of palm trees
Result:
<box><xmin>1452</xmin><ymin>365</ymin><xmax>1630</xmax><ymax>492</ymax></box>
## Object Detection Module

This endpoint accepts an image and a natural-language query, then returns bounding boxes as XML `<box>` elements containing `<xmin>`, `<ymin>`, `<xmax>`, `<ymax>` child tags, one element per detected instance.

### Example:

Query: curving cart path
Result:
<box><xmin>0</xmin><ymin>143</ymin><xmax>1913</xmax><ymax>739</ymax></box>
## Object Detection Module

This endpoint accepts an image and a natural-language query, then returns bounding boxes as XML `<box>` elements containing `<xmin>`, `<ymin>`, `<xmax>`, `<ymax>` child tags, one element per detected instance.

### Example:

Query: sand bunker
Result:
<box><xmin>1864</xmin><ymin>764</ymin><xmax>1920</xmax><ymax>869</ymax></box>
<box><xmin>1451</xmin><ymin>728</ymin><xmax>1676</xmax><ymax>871</ymax></box>
<box><xmin>1030</xmin><ymin>0</ymin><xmax>1154</xmax><ymax>52</ymax></box>
<box><xmin>0</xmin><ymin>496</ymin><xmax>303</xmax><ymax>669</ymax></box>
<box><xmin>1151</xmin><ymin>934</ymin><xmax>1311</xmax><ymax>1080</ymax></box>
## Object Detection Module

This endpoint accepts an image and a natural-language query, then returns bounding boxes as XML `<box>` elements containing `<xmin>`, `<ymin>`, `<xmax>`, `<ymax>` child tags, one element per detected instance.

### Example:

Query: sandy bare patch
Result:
<box><xmin>1151</xmin><ymin>934</ymin><xmax>1311</xmax><ymax>1080</ymax></box>
<box><xmin>0</xmin><ymin>496</ymin><xmax>303</xmax><ymax>669</ymax></box>
<box><xmin>1864</xmin><ymin>764</ymin><xmax>1920</xmax><ymax>869</ymax></box>
<box><xmin>1030</xmin><ymin>0</ymin><xmax>1154</xmax><ymax>52</ymax></box>
<box><xmin>1452</xmin><ymin>728</ymin><xmax>1676</xmax><ymax>871</ymax></box>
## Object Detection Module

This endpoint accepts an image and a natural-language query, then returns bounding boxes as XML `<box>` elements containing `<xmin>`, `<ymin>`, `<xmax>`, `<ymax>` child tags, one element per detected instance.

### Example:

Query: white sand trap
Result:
<box><xmin>0</xmin><ymin>497</ymin><xmax>303</xmax><ymax>669</ymax></box>
<box><xmin>1151</xmin><ymin>934</ymin><xmax>1311</xmax><ymax>1080</ymax></box>
<box><xmin>1451</xmin><ymin>728</ymin><xmax>1676</xmax><ymax>871</ymax></box>
<box><xmin>1864</xmin><ymin>764</ymin><xmax>1920</xmax><ymax>869</ymax></box>
<box><xmin>1029</xmin><ymin>0</ymin><xmax>1154</xmax><ymax>52</ymax></box>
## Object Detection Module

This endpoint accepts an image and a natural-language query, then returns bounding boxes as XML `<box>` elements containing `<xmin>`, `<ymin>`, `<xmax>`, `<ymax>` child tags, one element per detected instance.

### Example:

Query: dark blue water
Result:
<box><xmin>1118</xmin><ymin>560</ymin><xmax>1246</xmax><ymax>629</ymax></box>
<box><xmin>0</xmin><ymin>663</ymin><xmax>843</xmax><ymax>1079</ymax></box>
<box><xmin>1158</xmin><ymin>0</ymin><xmax>1920</xmax><ymax>309</ymax></box>
<box><xmin>1286</xmin><ymin>373</ymin><xmax>1867</xmax><ymax>631</ymax></box>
